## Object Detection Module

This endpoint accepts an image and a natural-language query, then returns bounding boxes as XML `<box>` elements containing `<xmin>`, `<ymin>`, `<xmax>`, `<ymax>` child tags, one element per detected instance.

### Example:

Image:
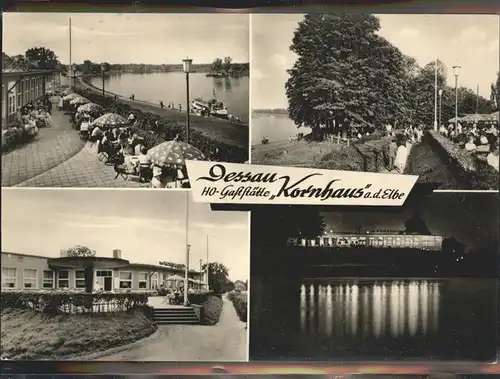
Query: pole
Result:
<box><xmin>186</xmin><ymin>72</ymin><xmax>190</xmax><ymax>144</ymax></box>
<box><xmin>102</xmin><ymin>70</ymin><xmax>105</xmax><ymax>98</ymax></box>
<box><xmin>454</xmin><ymin>74</ymin><xmax>458</xmax><ymax>134</ymax></box>
<box><xmin>475</xmin><ymin>84</ymin><xmax>479</xmax><ymax>123</ymax></box>
<box><xmin>439</xmin><ymin>93</ymin><xmax>442</xmax><ymax>128</ymax></box>
<box><xmin>184</xmin><ymin>192</ymin><xmax>189</xmax><ymax>306</ymax></box>
<box><xmin>206</xmin><ymin>235</ymin><xmax>209</xmax><ymax>288</ymax></box>
<box><xmin>199</xmin><ymin>259</ymin><xmax>202</xmax><ymax>288</ymax></box>
<box><xmin>434</xmin><ymin>58</ymin><xmax>438</xmax><ymax>130</ymax></box>
<box><xmin>69</xmin><ymin>18</ymin><xmax>72</xmax><ymax>88</ymax></box>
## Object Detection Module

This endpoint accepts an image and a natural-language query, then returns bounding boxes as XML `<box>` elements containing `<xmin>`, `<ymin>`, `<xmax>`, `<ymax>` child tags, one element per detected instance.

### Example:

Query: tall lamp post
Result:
<box><xmin>101</xmin><ymin>63</ymin><xmax>106</xmax><ymax>98</ymax></box>
<box><xmin>72</xmin><ymin>64</ymin><xmax>77</xmax><ymax>89</ymax></box>
<box><xmin>184</xmin><ymin>191</ymin><xmax>190</xmax><ymax>306</ymax></box>
<box><xmin>453</xmin><ymin>65</ymin><xmax>461</xmax><ymax>133</ymax></box>
<box><xmin>199</xmin><ymin>259</ymin><xmax>203</xmax><ymax>290</ymax></box>
<box><xmin>182</xmin><ymin>57</ymin><xmax>193</xmax><ymax>144</ymax></box>
<box><xmin>438</xmin><ymin>89</ymin><xmax>443</xmax><ymax>128</ymax></box>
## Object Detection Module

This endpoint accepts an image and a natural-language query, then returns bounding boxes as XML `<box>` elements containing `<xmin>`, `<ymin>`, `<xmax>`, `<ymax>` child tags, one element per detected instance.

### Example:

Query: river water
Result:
<box><xmin>250</xmin><ymin>277</ymin><xmax>498</xmax><ymax>361</ymax></box>
<box><xmin>252</xmin><ymin>113</ymin><xmax>311</xmax><ymax>144</ymax></box>
<box><xmin>90</xmin><ymin>72</ymin><xmax>249</xmax><ymax>123</ymax></box>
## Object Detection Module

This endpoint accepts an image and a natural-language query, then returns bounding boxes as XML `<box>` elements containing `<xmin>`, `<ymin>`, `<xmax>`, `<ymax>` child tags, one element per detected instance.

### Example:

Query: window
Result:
<box><xmin>23</xmin><ymin>269</ymin><xmax>37</xmax><ymax>289</ymax></box>
<box><xmin>151</xmin><ymin>273</ymin><xmax>158</xmax><ymax>290</ymax></box>
<box><xmin>323</xmin><ymin>238</ymin><xmax>330</xmax><ymax>246</ymax></box>
<box><xmin>138</xmin><ymin>272</ymin><xmax>148</xmax><ymax>289</ymax></box>
<box><xmin>43</xmin><ymin>270</ymin><xmax>54</xmax><ymax>289</ymax></box>
<box><xmin>119</xmin><ymin>272</ymin><xmax>132</xmax><ymax>289</ymax></box>
<box><xmin>96</xmin><ymin>270</ymin><xmax>112</xmax><ymax>277</ymax></box>
<box><xmin>58</xmin><ymin>270</ymin><xmax>69</xmax><ymax>288</ymax></box>
<box><xmin>2</xmin><ymin>267</ymin><xmax>17</xmax><ymax>289</ymax></box>
<box><xmin>75</xmin><ymin>270</ymin><xmax>86</xmax><ymax>289</ymax></box>
<box><xmin>24</xmin><ymin>79</ymin><xmax>29</xmax><ymax>102</ymax></box>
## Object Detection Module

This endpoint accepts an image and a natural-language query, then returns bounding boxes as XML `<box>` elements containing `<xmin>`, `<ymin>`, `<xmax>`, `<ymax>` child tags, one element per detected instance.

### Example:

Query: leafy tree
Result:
<box><xmin>490</xmin><ymin>72</ymin><xmax>499</xmax><ymax>110</ymax></box>
<box><xmin>64</xmin><ymin>245</ymin><xmax>96</xmax><ymax>293</ymax></box>
<box><xmin>25</xmin><ymin>47</ymin><xmax>59</xmax><ymax>70</ymax></box>
<box><xmin>286</xmin><ymin>14</ymin><xmax>415</xmax><ymax>140</ymax></box>
<box><xmin>403</xmin><ymin>212</ymin><xmax>431</xmax><ymax>235</ymax></box>
<box><xmin>223</xmin><ymin>56</ymin><xmax>233</xmax><ymax>73</ymax></box>
<box><xmin>202</xmin><ymin>262</ymin><xmax>232</xmax><ymax>293</ymax></box>
<box><xmin>211</xmin><ymin>57</ymin><xmax>223</xmax><ymax>73</ymax></box>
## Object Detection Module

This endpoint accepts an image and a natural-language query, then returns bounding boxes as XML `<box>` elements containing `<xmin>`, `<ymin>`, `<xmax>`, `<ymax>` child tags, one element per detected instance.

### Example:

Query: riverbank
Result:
<box><xmin>76</xmin><ymin>79</ymin><xmax>248</xmax><ymax>162</ymax></box>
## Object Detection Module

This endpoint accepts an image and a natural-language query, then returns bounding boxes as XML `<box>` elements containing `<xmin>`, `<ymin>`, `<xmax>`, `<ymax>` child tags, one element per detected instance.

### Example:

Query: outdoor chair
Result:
<box><xmin>97</xmin><ymin>141</ymin><xmax>111</xmax><ymax>161</ymax></box>
<box><xmin>138</xmin><ymin>164</ymin><xmax>153</xmax><ymax>183</ymax></box>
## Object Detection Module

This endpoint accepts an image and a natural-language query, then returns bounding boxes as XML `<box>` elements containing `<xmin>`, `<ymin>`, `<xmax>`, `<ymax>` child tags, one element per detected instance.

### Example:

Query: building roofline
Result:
<box><xmin>2</xmin><ymin>251</ymin><xmax>52</xmax><ymax>260</ymax></box>
<box><xmin>2</xmin><ymin>69</ymin><xmax>61</xmax><ymax>77</ymax></box>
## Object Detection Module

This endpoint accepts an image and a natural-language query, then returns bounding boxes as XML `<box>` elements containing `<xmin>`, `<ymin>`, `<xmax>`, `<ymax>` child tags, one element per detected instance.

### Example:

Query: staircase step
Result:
<box><xmin>152</xmin><ymin>307</ymin><xmax>200</xmax><ymax>325</ymax></box>
<box><xmin>155</xmin><ymin>319</ymin><xmax>199</xmax><ymax>325</ymax></box>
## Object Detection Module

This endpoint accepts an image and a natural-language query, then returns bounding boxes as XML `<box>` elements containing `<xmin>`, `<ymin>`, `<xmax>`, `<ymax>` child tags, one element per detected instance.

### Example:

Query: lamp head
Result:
<box><xmin>182</xmin><ymin>57</ymin><xmax>193</xmax><ymax>73</ymax></box>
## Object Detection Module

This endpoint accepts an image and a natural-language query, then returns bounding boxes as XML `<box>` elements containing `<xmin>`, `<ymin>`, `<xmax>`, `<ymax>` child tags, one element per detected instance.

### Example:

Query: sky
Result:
<box><xmin>251</xmin><ymin>14</ymin><xmax>499</xmax><ymax>109</ymax></box>
<box><xmin>1</xmin><ymin>189</ymin><xmax>250</xmax><ymax>281</ymax></box>
<box><xmin>321</xmin><ymin>193</ymin><xmax>499</xmax><ymax>252</ymax></box>
<box><xmin>2</xmin><ymin>13</ymin><xmax>249</xmax><ymax>64</ymax></box>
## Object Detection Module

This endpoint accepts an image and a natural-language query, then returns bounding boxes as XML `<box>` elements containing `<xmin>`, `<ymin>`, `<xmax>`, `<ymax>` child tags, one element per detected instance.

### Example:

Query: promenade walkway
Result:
<box><xmin>92</xmin><ymin>294</ymin><xmax>247</xmax><ymax>361</ymax></box>
<box><xmin>2</xmin><ymin>100</ymin><xmax>85</xmax><ymax>187</ymax></box>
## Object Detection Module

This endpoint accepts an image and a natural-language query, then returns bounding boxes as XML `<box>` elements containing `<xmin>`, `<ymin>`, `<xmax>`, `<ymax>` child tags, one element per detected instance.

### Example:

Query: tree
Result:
<box><xmin>286</xmin><ymin>14</ymin><xmax>413</xmax><ymax>140</ymax></box>
<box><xmin>64</xmin><ymin>245</ymin><xmax>96</xmax><ymax>293</ymax></box>
<box><xmin>490</xmin><ymin>72</ymin><xmax>499</xmax><ymax>111</ymax></box>
<box><xmin>403</xmin><ymin>212</ymin><xmax>431</xmax><ymax>235</ymax></box>
<box><xmin>202</xmin><ymin>262</ymin><xmax>232</xmax><ymax>293</ymax></box>
<box><xmin>211</xmin><ymin>58</ymin><xmax>223</xmax><ymax>73</ymax></box>
<box><xmin>223</xmin><ymin>56</ymin><xmax>233</xmax><ymax>73</ymax></box>
<box><xmin>25</xmin><ymin>47</ymin><xmax>59</xmax><ymax>70</ymax></box>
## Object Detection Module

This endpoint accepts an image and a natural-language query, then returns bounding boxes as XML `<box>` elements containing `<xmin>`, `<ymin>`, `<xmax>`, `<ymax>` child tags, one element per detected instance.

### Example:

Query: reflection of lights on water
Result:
<box><xmin>408</xmin><ymin>281</ymin><xmax>419</xmax><ymax>336</ymax></box>
<box><xmin>300</xmin><ymin>284</ymin><xmax>306</xmax><ymax>333</ymax></box>
<box><xmin>299</xmin><ymin>280</ymin><xmax>440</xmax><ymax>339</ymax></box>
<box><xmin>350</xmin><ymin>284</ymin><xmax>358</xmax><ymax>336</ymax></box>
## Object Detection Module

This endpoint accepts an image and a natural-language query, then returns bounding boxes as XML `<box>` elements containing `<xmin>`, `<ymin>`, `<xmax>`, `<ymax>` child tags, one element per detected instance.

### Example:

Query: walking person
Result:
<box><xmin>388</xmin><ymin>137</ymin><xmax>397</xmax><ymax>172</ymax></box>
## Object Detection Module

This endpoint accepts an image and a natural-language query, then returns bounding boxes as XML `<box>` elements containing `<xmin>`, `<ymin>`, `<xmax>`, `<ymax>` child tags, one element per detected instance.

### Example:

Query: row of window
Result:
<box><xmin>288</xmin><ymin>235</ymin><xmax>442</xmax><ymax>249</ymax></box>
<box><xmin>1</xmin><ymin>268</ymin><xmax>150</xmax><ymax>290</ymax></box>
<box><xmin>2</xmin><ymin>76</ymin><xmax>46</xmax><ymax>117</ymax></box>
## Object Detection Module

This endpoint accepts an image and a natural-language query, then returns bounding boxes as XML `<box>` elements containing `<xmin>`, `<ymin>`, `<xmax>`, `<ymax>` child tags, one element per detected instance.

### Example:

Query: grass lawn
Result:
<box><xmin>201</xmin><ymin>295</ymin><xmax>224</xmax><ymax>325</ymax></box>
<box><xmin>0</xmin><ymin>308</ymin><xmax>157</xmax><ymax>360</ymax></box>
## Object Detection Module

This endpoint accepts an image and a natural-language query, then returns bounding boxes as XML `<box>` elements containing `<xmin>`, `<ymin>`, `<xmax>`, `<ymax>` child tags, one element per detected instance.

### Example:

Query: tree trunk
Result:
<box><xmin>84</xmin><ymin>264</ymin><xmax>94</xmax><ymax>293</ymax></box>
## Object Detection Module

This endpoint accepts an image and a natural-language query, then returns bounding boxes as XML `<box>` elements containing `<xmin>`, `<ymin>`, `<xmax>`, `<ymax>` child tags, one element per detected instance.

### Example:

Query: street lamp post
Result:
<box><xmin>72</xmin><ymin>64</ymin><xmax>77</xmax><ymax>89</ymax></box>
<box><xmin>184</xmin><ymin>191</ymin><xmax>190</xmax><ymax>306</ymax></box>
<box><xmin>453</xmin><ymin>65</ymin><xmax>461</xmax><ymax>134</ymax></box>
<box><xmin>438</xmin><ymin>89</ymin><xmax>443</xmax><ymax>128</ymax></box>
<box><xmin>199</xmin><ymin>259</ymin><xmax>203</xmax><ymax>290</ymax></box>
<box><xmin>182</xmin><ymin>57</ymin><xmax>193</xmax><ymax>144</ymax></box>
<box><xmin>101</xmin><ymin>63</ymin><xmax>106</xmax><ymax>98</ymax></box>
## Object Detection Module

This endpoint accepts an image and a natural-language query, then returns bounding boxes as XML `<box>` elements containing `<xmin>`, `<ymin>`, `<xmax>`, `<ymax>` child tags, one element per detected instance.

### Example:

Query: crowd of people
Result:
<box><xmin>62</xmin><ymin>94</ymin><xmax>190</xmax><ymax>188</ymax></box>
<box><xmin>2</xmin><ymin>94</ymin><xmax>53</xmax><ymax>151</ymax></box>
<box><xmin>439</xmin><ymin>120</ymin><xmax>499</xmax><ymax>171</ymax></box>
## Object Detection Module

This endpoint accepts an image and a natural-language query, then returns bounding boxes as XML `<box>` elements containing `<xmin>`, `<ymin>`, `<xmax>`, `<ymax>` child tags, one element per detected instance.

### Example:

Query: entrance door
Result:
<box><xmin>104</xmin><ymin>277</ymin><xmax>112</xmax><ymax>291</ymax></box>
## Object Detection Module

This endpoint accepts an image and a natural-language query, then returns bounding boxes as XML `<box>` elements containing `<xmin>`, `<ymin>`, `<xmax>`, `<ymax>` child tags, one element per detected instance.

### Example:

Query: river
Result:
<box><xmin>250</xmin><ymin>277</ymin><xmax>498</xmax><ymax>361</ymax></box>
<box><xmin>252</xmin><ymin>113</ymin><xmax>311</xmax><ymax>145</ymax></box>
<box><xmin>90</xmin><ymin>72</ymin><xmax>249</xmax><ymax>123</ymax></box>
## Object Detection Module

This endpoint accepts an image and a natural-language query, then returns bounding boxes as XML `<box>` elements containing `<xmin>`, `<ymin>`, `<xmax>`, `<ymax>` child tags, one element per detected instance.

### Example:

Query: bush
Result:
<box><xmin>227</xmin><ymin>291</ymin><xmax>247</xmax><ymax>323</ymax></box>
<box><xmin>74</xmin><ymin>88</ymin><xmax>247</xmax><ymax>163</ymax></box>
<box><xmin>187</xmin><ymin>290</ymin><xmax>214</xmax><ymax>306</ymax></box>
<box><xmin>427</xmin><ymin>131</ymin><xmax>499</xmax><ymax>190</ymax></box>
<box><xmin>200</xmin><ymin>295</ymin><xmax>223</xmax><ymax>325</ymax></box>
<box><xmin>0</xmin><ymin>291</ymin><xmax>149</xmax><ymax>315</ymax></box>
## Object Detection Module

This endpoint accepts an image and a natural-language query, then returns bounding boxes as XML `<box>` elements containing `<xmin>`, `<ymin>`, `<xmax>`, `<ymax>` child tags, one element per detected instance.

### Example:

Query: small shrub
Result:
<box><xmin>201</xmin><ymin>295</ymin><xmax>223</xmax><ymax>325</ymax></box>
<box><xmin>227</xmin><ymin>291</ymin><xmax>247</xmax><ymax>323</ymax></box>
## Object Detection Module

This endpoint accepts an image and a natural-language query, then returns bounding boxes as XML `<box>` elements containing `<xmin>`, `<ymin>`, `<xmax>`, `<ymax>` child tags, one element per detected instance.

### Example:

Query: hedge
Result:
<box><xmin>227</xmin><ymin>291</ymin><xmax>247</xmax><ymax>323</ymax></box>
<box><xmin>0</xmin><ymin>291</ymin><xmax>149</xmax><ymax>315</ymax></box>
<box><xmin>426</xmin><ymin>131</ymin><xmax>499</xmax><ymax>190</ymax></box>
<box><xmin>74</xmin><ymin>88</ymin><xmax>247</xmax><ymax>163</ymax></box>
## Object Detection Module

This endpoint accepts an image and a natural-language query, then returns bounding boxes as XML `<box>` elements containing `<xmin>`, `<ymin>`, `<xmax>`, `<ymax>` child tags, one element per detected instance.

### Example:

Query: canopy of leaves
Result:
<box><xmin>25</xmin><ymin>47</ymin><xmax>60</xmax><ymax>70</ymax></box>
<box><xmin>202</xmin><ymin>262</ymin><xmax>233</xmax><ymax>293</ymax></box>
<box><xmin>65</xmin><ymin>245</ymin><xmax>97</xmax><ymax>258</ymax></box>
<box><xmin>286</xmin><ymin>14</ymin><xmax>496</xmax><ymax>138</ymax></box>
<box><xmin>491</xmin><ymin>71</ymin><xmax>500</xmax><ymax>111</ymax></box>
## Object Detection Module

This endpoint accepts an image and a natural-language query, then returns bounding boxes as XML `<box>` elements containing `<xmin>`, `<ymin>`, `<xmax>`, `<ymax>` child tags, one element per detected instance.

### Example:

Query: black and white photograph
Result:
<box><xmin>0</xmin><ymin>189</ymin><xmax>249</xmax><ymax>361</ymax></box>
<box><xmin>250</xmin><ymin>193</ymin><xmax>499</xmax><ymax>361</ymax></box>
<box><xmin>251</xmin><ymin>14</ymin><xmax>499</xmax><ymax>190</ymax></box>
<box><xmin>2</xmin><ymin>13</ymin><xmax>249</xmax><ymax>188</ymax></box>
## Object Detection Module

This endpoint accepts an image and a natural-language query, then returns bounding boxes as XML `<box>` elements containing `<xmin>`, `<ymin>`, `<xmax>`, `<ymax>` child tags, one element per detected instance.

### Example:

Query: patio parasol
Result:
<box><xmin>166</xmin><ymin>274</ymin><xmax>185</xmax><ymax>281</ymax></box>
<box><xmin>61</xmin><ymin>89</ymin><xmax>72</xmax><ymax>96</ymax></box>
<box><xmin>77</xmin><ymin>103</ymin><xmax>104</xmax><ymax>116</ymax></box>
<box><xmin>92</xmin><ymin>113</ymin><xmax>128</xmax><ymax>129</ymax></box>
<box><xmin>148</xmin><ymin>137</ymin><xmax>206</xmax><ymax>168</ymax></box>
<box><xmin>63</xmin><ymin>93</ymin><xmax>81</xmax><ymax>101</ymax></box>
<box><xmin>70</xmin><ymin>97</ymin><xmax>91</xmax><ymax>106</ymax></box>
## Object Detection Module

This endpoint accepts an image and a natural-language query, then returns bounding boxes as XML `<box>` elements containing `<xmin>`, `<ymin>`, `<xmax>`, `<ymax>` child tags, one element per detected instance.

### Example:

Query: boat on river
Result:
<box><xmin>191</xmin><ymin>98</ymin><xmax>228</xmax><ymax>119</ymax></box>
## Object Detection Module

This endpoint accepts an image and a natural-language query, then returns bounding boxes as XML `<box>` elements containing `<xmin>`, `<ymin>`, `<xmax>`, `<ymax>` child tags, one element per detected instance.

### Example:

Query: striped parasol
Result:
<box><xmin>63</xmin><ymin>93</ymin><xmax>81</xmax><ymax>101</ymax></box>
<box><xmin>70</xmin><ymin>97</ymin><xmax>90</xmax><ymax>106</ymax></box>
<box><xmin>77</xmin><ymin>103</ymin><xmax>104</xmax><ymax>116</ymax></box>
<box><xmin>148</xmin><ymin>137</ymin><xmax>206</xmax><ymax>167</ymax></box>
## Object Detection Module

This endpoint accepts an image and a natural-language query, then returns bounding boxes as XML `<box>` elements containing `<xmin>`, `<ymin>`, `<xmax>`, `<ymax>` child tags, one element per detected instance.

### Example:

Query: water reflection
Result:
<box><xmin>300</xmin><ymin>281</ymin><xmax>441</xmax><ymax>339</ymax></box>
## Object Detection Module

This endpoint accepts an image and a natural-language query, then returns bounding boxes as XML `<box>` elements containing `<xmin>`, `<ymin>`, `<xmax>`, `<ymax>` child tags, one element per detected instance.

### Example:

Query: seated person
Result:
<box><xmin>135</xmin><ymin>147</ymin><xmax>152</xmax><ymax>167</ymax></box>
<box><xmin>486</xmin><ymin>143</ymin><xmax>499</xmax><ymax>171</ymax></box>
<box><xmin>151</xmin><ymin>166</ymin><xmax>169</xmax><ymax>188</ymax></box>
<box><xmin>80</xmin><ymin>116</ymin><xmax>91</xmax><ymax>133</ymax></box>
<box><xmin>465</xmin><ymin>136</ymin><xmax>477</xmax><ymax>152</ymax></box>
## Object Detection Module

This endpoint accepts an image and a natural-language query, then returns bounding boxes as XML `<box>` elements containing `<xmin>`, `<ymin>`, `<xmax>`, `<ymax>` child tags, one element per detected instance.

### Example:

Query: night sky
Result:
<box><xmin>321</xmin><ymin>193</ymin><xmax>499</xmax><ymax>252</ymax></box>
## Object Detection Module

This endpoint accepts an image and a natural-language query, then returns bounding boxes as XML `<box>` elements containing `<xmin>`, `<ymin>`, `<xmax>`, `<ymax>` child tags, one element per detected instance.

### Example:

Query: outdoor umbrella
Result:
<box><xmin>70</xmin><ymin>97</ymin><xmax>90</xmax><ymax>106</ymax></box>
<box><xmin>92</xmin><ymin>113</ymin><xmax>128</xmax><ymax>129</ymax></box>
<box><xmin>148</xmin><ymin>138</ymin><xmax>206</xmax><ymax>167</ymax></box>
<box><xmin>61</xmin><ymin>89</ymin><xmax>72</xmax><ymax>96</ymax></box>
<box><xmin>166</xmin><ymin>275</ymin><xmax>185</xmax><ymax>281</ymax></box>
<box><xmin>77</xmin><ymin>103</ymin><xmax>104</xmax><ymax>116</ymax></box>
<box><xmin>63</xmin><ymin>93</ymin><xmax>81</xmax><ymax>101</ymax></box>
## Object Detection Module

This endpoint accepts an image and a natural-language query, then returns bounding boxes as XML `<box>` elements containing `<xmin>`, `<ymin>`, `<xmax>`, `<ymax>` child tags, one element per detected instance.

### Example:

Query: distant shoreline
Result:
<box><xmin>253</xmin><ymin>109</ymin><xmax>289</xmax><ymax>116</ymax></box>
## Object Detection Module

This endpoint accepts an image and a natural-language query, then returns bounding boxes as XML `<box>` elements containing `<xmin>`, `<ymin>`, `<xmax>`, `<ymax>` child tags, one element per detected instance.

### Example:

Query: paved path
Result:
<box><xmin>15</xmin><ymin>143</ymin><xmax>149</xmax><ymax>188</ymax></box>
<box><xmin>2</xmin><ymin>101</ymin><xmax>85</xmax><ymax>187</ymax></box>
<box><xmin>95</xmin><ymin>294</ymin><xmax>247</xmax><ymax>361</ymax></box>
